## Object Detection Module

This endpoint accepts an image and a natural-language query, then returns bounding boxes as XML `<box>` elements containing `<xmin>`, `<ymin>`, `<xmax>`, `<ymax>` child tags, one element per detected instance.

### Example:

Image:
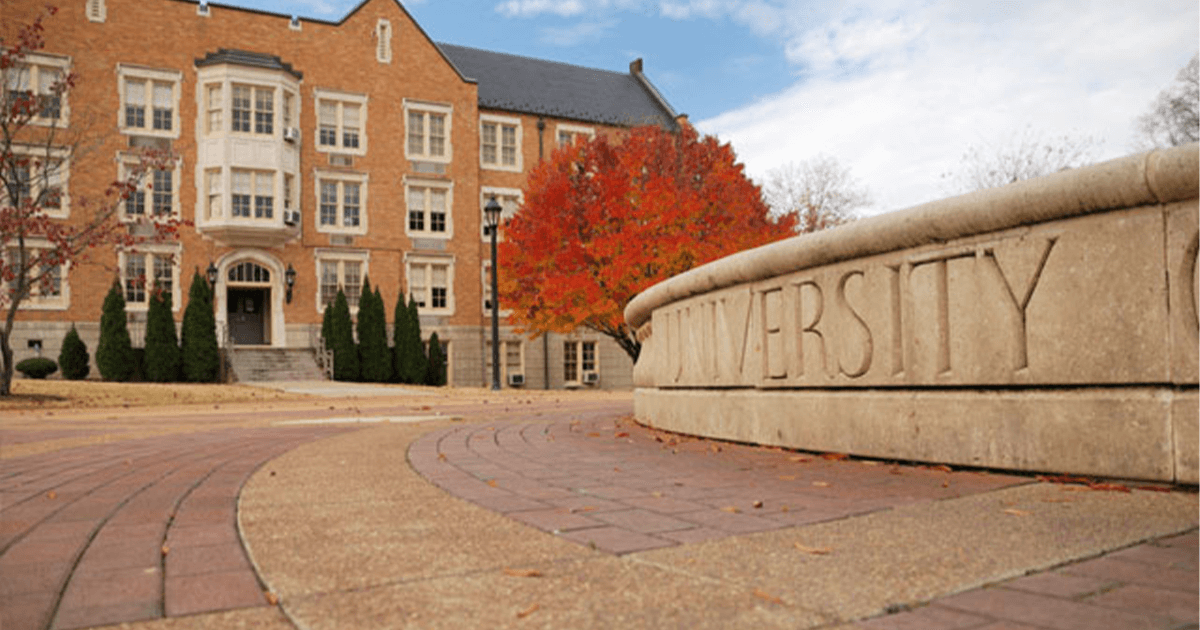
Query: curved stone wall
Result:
<box><xmin>625</xmin><ymin>144</ymin><xmax>1199</xmax><ymax>483</ymax></box>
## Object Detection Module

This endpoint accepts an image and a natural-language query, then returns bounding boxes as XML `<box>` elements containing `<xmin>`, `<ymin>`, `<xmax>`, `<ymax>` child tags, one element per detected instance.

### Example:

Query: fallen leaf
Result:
<box><xmin>941</xmin><ymin>480</ymin><xmax>950</xmax><ymax>488</ymax></box>
<box><xmin>437</xmin><ymin>453</ymin><xmax>447</xmax><ymax>462</ymax></box>
<box><xmin>793</xmin><ymin>542</ymin><xmax>832</xmax><ymax>555</ymax></box>
<box><xmin>651</xmin><ymin>491</ymin><xmax>663</xmax><ymax>498</ymax></box>
<box><xmin>752</xmin><ymin>500</ymin><xmax>764</xmax><ymax>509</ymax></box>
<box><xmin>516</xmin><ymin>603</ymin><xmax>540</xmax><ymax>619</ymax></box>
<box><xmin>753</xmin><ymin>588</ymin><xmax>784</xmax><ymax>605</ymax></box>
<box><xmin>503</xmin><ymin>568</ymin><xmax>544</xmax><ymax>578</ymax></box>
<box><xmin>720</xmin><ymin>506</ymin><xmax>741</xmax><ymax>514</ymax></box>
<box><xmin>927</xmin><ymin>464</ymin><xmax>953</xmax><ymax>473</ymax></box>
<box><xmin>709</xmin><ymin>444</ymin><xmax>722</xmax><ymax>453</ymax></box>
<box><xmin>615</xmin><ymin>432</ymin><xmax>629</xmax><ymax>438</ymax></box>
<box><xmin>654</xmin><ymin>436</ymin><xmax>664</xmax><ymax>443</ymax></box>
<box><xmin>860</xmin><ymin>460</ymin><xmax>880</xmax><ymax>466</ymax></box>
<box><xmin>778</xmin><ymin>475</ymin><xmax>797</xmax><ymax>481</ymax></box>
<box><xmin>821</xmin><ymin>453</ymin><xmax>849</xmax><ymax>461</ymax></box>
<box><xmin>1003</xmin><ymin>508</ymin><xmax>1030</xmax><ymax>516</ymax></box>
<box><xmin>788</xmin><ymin>456</ymin><xmax>810</xmax><ymax>462</ymax></box>
<box><xmin>1136</xmin><ymin>485</ymin><xmax>1173</xmax><ymax>493</ymax></box>
<box><xmin>487</xmin><ymin>479</ymin><xmax>499</xmax><ymax>487</ymax></box>
<box><xmin>587</xmin><ymin>432</ymin><xmax>601</xmax><ymax>438</ymax></box>
<box><xmin>571</xmin><ymin>506</ymin><xmax>597</xmax><ymax>513</ymax></box>
<box><xmin>811</xmin><ymin>481</ymin><xmax>830</xmax><ymax>487</ymax></box>
<box><xmin>161</xmin><ymin>545</ymin><xmax>170</xmax><ymax>556</ymax></box>
<box><xmin>1087</xmin><ymin>482</ymin><xmax>1131</xmax><ymax>493</ymax></box>
<box><xmin>264</xmin><ymin>591</ymin><xmax>279</xmax><ymax>605</ymax></box>
<box><xmin>780</xmin><ymin>506</ymin><xmax>790</xmax><ymax>512</ymax></box>
<box><xmin>46</xmin><ymin>491</ymin><xmax>57</xmax><ymax>500</ymax></box>
<box><xmin>1037</xmin><ymin>474</ymin><xmax>1090</xmax><ymax>485</ymax></box>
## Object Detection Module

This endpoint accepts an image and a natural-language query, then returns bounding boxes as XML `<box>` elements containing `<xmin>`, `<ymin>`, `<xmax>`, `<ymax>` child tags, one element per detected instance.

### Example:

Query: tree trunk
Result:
<box><xmin>0</xmin><ymin>328</ymin><xmax>13</xmax><ymax>396</ymax></box>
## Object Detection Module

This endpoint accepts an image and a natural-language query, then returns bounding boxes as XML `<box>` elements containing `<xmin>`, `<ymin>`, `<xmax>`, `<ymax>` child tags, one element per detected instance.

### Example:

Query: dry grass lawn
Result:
<box><xmin>1</xmin><ymin>378</ymin><xmax>310</xmax><ymax>411</ymax></box>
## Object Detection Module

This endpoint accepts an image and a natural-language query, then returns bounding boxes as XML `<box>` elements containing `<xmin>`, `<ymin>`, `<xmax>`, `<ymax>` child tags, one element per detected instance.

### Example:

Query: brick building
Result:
<box><xmin>3</xmin><ymin>0</ymin><xmax>681</xmax><ymax>388</ymax></box>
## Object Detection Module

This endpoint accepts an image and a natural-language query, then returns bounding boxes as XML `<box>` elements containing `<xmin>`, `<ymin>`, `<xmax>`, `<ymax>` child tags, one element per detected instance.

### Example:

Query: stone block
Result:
<box><xmin>1172</xmin><ymin>392</ymin><xmax>1198</xmax><ymax>484</ymax></box>
<box><xmin>1166</xmin><ymin>200</ymin><xmax>1199</xmax><ymax>384</ymax></box>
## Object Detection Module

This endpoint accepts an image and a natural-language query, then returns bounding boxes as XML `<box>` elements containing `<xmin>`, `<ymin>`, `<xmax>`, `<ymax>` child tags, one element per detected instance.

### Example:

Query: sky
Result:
<box><xmin>231</xmin><ymin>0</ymin><xmax>1196</xmax><ymax>215</ymax></box>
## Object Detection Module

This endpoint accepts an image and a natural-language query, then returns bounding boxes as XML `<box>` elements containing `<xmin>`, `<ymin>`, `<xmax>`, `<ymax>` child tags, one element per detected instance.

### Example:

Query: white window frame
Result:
<box><xmin>376</xmin><ymin>19</ymin><xmax>393</xmax><ymax>64</ymax></box>
<box><xmin>314</xmin><ymin>170</ymin><xmax>368</xmax><ymax>235</ymax></box>
<box><xmin>405</xmin><ymin>177</ymin><xmax>453</xmax><ymax>239</ymax></box>
<box><xmin>405</xmin><ymin>254</ymin><xmax>455</xmax><ymax>316</ymax></box>
<box><xmin>403</xmin><ymin>100</ymin><xmax>452</xmax><ymax>163</ymax></box>
<box><xmin>6</xmin><ymin>238</ymin><xmax>69</xmax><ymax>311</ymax></box>
<box><xmin>481</xmin><ymin>259</ymin><xmax>513</xmax><ymax>317</ymax></box>
<box><xmin>7</xmin><ymin>145</ymin><xmax>70</xmax><ymax>219</ymax></box>
<box><xmin>6</xmin><ymin>52</ymin><xmax>71</xmax><ymax>127</ymax></box>
<box><xmin>314</xmin><ymin>249</ymin><xmax>369</xmax><ymax>314</ymax></box>
<box><xmin>117</xmin><ymin>64</ymin><xmax>182</xmax><ymax>139</ymax></box>
<box><xmin>485</xmin><ymin>338</ymin><xmax>525</xmax><ymax>384</ymax></box>
<box><xmin>563</xmin><ymin>338</ymin><xmax>598</xmax><ymax>385</ymax></box>
<box><xmin>314</xmin><ymin>89</ymin><xmax>367</xmax><ymax>156</ymax></box>
<box><xmin>480</xmin><ymin>187</ymin><xmax>521</xmax><ymax>242</ymax></box>
<box><xmin>555</xmin><ymin>123</ymin><xmax>595</xmax><ymax>147</ymax></box>
<box><xmin>118</xmin><ymin>153</ymin><xmax>181</xmax><ymax>221</ymax></box>
<box><xmin>480</xmin><ymin>114</ymin><xmax>522</xmax><ymax>172</ymax></box>
<box><xmin>119</xmin><ymin>245</ymin><xmax>181</xmax><ymax>313</ymax></box>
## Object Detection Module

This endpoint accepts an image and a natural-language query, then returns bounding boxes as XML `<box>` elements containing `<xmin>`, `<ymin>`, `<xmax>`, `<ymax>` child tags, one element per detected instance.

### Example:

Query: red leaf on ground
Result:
<box><xmin>516</xmin><ymin>603</ymin><xmax>540</xmax><ymax>619</ymax></box>
<box><xmin>821</xmin><ymin>453</ymin><xmax>849</xmax><ymax>461</ymax></box>
<box><xmin>1086</xmin><ymin>482</ymin><xmax>1131</xmax><ymax>493</ymax></box>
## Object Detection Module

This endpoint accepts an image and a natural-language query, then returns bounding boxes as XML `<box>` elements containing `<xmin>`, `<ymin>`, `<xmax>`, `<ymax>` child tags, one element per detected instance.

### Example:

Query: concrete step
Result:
<box><xmin>227</xmin><ymin>348</ymin><xmax>327</xmax><ymax>382</ymax></box>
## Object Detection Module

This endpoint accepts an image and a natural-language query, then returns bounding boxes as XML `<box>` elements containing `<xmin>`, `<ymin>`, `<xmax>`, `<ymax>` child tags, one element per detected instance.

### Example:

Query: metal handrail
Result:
<box><xmin>309</xmin><ymin>327</ymin><xmax>333</xmax><ymax>380</ymax></box>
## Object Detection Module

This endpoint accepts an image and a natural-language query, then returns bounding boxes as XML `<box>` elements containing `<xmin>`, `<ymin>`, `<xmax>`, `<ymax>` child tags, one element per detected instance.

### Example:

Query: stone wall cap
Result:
<box><xmin>624</xmin><ymin>143</ymin><xmax>1199</xmax><ymax>329</ymax></box>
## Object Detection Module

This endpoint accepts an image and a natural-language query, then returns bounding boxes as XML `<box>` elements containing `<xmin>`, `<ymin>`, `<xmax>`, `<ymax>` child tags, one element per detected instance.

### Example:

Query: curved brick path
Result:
<box><xmin>0</xmin><ymin>425</ymin><xmax>350</xmax><ymax>630</ymax></box>
<box><xmin>408</xmin><ymin>411</ymin><xmax>1030</xmax><ymax>555</ymax></box>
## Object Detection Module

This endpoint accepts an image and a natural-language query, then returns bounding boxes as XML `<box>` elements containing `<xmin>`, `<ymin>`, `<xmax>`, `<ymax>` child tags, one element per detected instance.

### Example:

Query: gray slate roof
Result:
<box><xmin>437</xmin><ymin>43</ymin><xmax>677</xmax><ymax>128</ymax></box>
<box><xmin>195</xmin><ymin>48</ymin><xmax>304</xmax><ymax>80</ymax></box>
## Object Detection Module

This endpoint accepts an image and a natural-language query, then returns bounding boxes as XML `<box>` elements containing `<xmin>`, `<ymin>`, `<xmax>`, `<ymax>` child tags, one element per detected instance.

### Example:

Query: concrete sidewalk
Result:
<box><xmin>1</xmin><ymin>393</ymin><xmax>1195</xmax><ymax>629</ymax></box>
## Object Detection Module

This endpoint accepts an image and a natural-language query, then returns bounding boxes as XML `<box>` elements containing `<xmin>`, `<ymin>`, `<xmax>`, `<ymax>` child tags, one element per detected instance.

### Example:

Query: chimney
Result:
<box><xmin>629</xmin><ymin>58</ymin><xmax>643</xmax><ymax>75</ymax></box>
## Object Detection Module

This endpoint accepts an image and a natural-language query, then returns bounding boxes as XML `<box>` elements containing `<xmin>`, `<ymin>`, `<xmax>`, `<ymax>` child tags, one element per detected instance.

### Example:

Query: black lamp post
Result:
<box><xmin>205</xmin><ymin>262</ymin><xmax>218</xmax><ymax>292</ymax></box>
<box><xmin>285</xmin><ymin>264</ymin><xmax>296</xmax><ymax>304</ymax></box>
<box><xmin>484</xmin><ymin>196</ymin><xmax>503</xmax><ymax>391</ymax></box>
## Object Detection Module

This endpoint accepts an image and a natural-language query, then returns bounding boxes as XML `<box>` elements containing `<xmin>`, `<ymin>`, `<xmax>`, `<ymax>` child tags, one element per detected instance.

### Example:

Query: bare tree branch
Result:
<box><xmin>942</xmin><ymin>128</ymin><xmax>1100</xmax><ymax>194</ymax></box>
<box><xmin>761</xmin><ymin>155</ymin><xmax>869</xmax><ymax>233</ymax></box>
<box><xmin>1134</xmin><ymin>54</ymin><xmax>1199</xmax><ymax>149</ymax></box>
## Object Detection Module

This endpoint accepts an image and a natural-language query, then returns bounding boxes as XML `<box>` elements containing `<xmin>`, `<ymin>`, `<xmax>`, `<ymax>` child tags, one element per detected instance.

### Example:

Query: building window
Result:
<box><xmin>480</xmin><ymin>188</ymin><xmax>521</xmax><ymax>240</ymax></box>
<box><xmin>121</xmin><ymin>249</ymin><xmax>179</xmax><ymax>310</ymax></box>
<box><xmin>254</xmin><ymin>86</ymin><xmax>274</xmax><ymax>134</ymax></box>
<box><xmin>407</xmin><ymin>257</ymin><xmax>453</xmax><ymax>313</ymax></box>
<box><xmin>230</xmin><ymin>169</ymin><xmax>273</xmax><ymax>219</ymax></box>
<box><xmin>481</xmin><ymin>260</ymin><xmax>514</xmax><ymax>316</ymax></box>
<box><xmin>205</xmin><ymin>84</ymin><xmax>222</xmax><ymax>134</ymax></box>
<box><xmin>6</xmin><ymin>147</ymin><xmax>69</xmax><ymax>218</ymax></box>
<box><xmin>230</xmin><ymin>84</ymin><xmax>275</xmax><ymax>134</ymax></box>
<box><xmin>485</xmin><ymin>339</ymin><xmax>524</xmax><ymax>383</ymax></box>
<box><xmin>315</xmin><ymin>251</ymin><xmax>368</xmax><ymax>311</ymax></box>
<box><xmin>315</xmin><ymin>90</ymin><xmax>367</xmax><ymax>154</ymax></box>
<box><xmin>556</xmin><ymin>123</ymin><xmax>595</xmax><ymax>147</ymax></box>
<box><xmin>376</xmin><ymin>19</ymin><xmax>392</xmax><ymax>63</ymax></box>
<box><xmin>564</xmin><ymin>340</ymin><xmax>597</xmax><ymax>383</ymax></box>
<box><xmin>480</xmin><ymin>115</ymin><xmax>521</xmax><ymax>171</ymax></box>
<box><xmin>315</xmin><ymin>171</ymin><xmax>367</xmax><ymax>234</ymax></box>
<box><xmin>5</xmin><ymin>242</ymin><xmax>68</xmax><ymax>310</ymax></box>
<box><xmin>205</xmin><ymin>168</ymin><xmax>222</xmax><ymax>220</ymax></box>
<box><xmin>122</xmin><ymin>160</ymin><xmax>178</xmax><ymax>219</ymax></box>
<box><xmin>5</xmin><ymin>54</ymin><xmax>69</xmax><ymax>125</ymax></box>
<box><xmin>404</xmin><ymin>101</ymin><xmax>451</xmax><ymax>162</ymax></box>
<box><xmin>406</xmin><ymin>180</ymin><xmax>451</xmax><ymax>237</ymax></box>
<box><xmin>118</xmin><ymin>65</ymin><xmax>180</xmax><ymax>137</ymax></box>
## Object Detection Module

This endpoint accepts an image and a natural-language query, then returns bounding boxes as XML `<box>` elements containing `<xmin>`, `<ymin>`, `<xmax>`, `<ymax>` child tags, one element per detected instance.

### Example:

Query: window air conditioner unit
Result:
<box><xmin>582</xmin><ymin>371</ymin><xmax>599</xmax><ymax>385</ymax></box>
<box><xmin>283</xmin><ymin>127</ymin><xmax>300</xmax><ymax>143</ymax></box>
<box><xmin>508</xmin><ymin>373</ymin><xmax>525</xmax><ymax>386</ymax></box>
<box><xmin>284</xmin><ymin>210</ymin><xmax>300</xmax><ymax>226</ymax></box>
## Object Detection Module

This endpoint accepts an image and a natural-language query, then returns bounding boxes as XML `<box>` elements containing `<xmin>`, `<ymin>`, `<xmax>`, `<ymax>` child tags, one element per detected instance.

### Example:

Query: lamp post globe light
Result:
<box><xmin>484</xmin><ymin>196</ymin><xmax>504</xmax><ymax>391</ymax></box>
<box><xmin>206</xmin><ymin>262</ymin><xmax>219</xmax><ymax>291</ymax></box>
<box><xmin>285</xmin><ymin>264</ymin><xmax>297</xmax><ymax>304</ymax></box>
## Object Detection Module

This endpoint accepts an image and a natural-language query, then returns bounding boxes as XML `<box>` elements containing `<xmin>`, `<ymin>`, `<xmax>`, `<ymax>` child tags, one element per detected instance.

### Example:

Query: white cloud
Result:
<box><xmin>496</xmin><ymin>0</ymin><xmax>588</xmax><ymax>18</ymax></box>
<box><xmin>539</xmin><ymin>19</ymin><xmax>620</xmax><ymax>45</ymax></box>
<box><xmin>699</xmin><ymin>0</ymin><xmax>1199</xmax><ymax>215</ymax></box>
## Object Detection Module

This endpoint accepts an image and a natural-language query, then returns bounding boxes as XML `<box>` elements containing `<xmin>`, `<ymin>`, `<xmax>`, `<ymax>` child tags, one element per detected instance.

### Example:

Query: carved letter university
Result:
<box><xmin>630</xmin><ymin>144</ymin><xmax>1199</xmax><ymax>483</ymax></box>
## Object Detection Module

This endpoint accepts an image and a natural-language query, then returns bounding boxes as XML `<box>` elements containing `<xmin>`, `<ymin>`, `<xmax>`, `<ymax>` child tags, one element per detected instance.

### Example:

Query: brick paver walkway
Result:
<box><xmin>408</xmin><ymin>411</ymin><xmax>1030</xmax><ymax>554</ymax></box>
<box><xmin>849</xmin><ymin>529</ymin><xmax>1199</xmax><ymax>630</ymax></box>
<box><xmin>0</xmin><ymin>425</ymin><xmax>351</xmax><ymax>630</ymax></box>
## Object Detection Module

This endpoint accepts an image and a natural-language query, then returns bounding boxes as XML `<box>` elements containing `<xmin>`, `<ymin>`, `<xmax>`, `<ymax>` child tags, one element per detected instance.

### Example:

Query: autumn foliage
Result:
<box><xmin>499</xmin><ymin>124</ymin><xmax>796</xmax><ymax>360</ymax></box>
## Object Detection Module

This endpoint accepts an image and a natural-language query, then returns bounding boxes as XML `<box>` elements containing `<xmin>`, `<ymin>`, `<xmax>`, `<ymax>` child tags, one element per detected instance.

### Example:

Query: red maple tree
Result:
<box><xmin>1</xmin><ymin>5</ymin><xmax>179</xmax><ymax>395</ymax></box>
<box><xmin>499</xmin><ymin>124</ymin><xmax>797</xmax><ymax>361</ymax></box>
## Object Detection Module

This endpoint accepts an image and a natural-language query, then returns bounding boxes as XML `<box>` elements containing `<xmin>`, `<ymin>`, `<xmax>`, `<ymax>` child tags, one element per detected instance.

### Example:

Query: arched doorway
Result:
<box><xmin>226</xmin><ymin>260</ymin><xmax>272</xmax><ymax>345</ymax></box>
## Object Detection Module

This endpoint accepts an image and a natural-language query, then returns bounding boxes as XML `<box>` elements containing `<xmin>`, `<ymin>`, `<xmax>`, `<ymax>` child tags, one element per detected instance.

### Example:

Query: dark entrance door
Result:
<box><xmin>228</xmin><ymin>288</ymin><xmax>268</xmax><ymax>345</ymax></box>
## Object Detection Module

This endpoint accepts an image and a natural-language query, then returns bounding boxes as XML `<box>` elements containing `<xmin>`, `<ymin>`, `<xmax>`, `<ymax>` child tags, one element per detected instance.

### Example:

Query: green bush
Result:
<box><xmin>16</xmin><ymin>357</ymin><xmax>58</xmax><ymax>379</ymax></box>
<box><xmin>394</xmin><ymin>293</ymin><xmax>427</xmax><ymax>384</ymax></box>
<box><xmin>181</xmin><ymin>269</ymin><xmax>220</xmax><ymax>383</ymax></box>
<box><xmin>425</xmin><ymin>332</ymin><xmax>446</xmax><ymax>386</ymax></box>
<box><xmin>58</xmin><ymin>325</ymin><xmax>90</xmax><ymax>380</ymax></box>
<box><xmin>143</xmin><ymin>284</ymin><xmax>181</xmax><ymax>382</ymax></box>
<box><xmin>357</xmin><ymin>277</ymin><xmax>392</xmax><ymax>383</ymax></box>
<box><xmin>96</xmin><ymin>280</ymin><xmax>136</xmax><ymax>382</ymax></box>
<box><xmin>329</xmin><ymin>289</ymin><xmax>359</xmax><ymax>381</ymax></box>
